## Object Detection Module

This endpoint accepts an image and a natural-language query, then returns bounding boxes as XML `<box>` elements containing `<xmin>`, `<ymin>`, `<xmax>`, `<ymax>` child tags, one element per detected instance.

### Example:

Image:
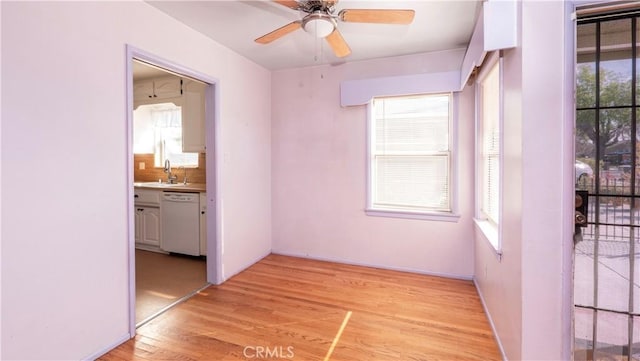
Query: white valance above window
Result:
<box><xmin>340</xmin><ymin>71</ymin><xmax>460</xmax><ymax>107</ymax></box>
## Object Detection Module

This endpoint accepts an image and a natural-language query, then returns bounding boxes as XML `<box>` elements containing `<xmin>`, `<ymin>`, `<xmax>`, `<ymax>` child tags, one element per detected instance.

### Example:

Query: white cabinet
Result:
<box><xmin>135</xmin><ymin>207</ymin><xmax>161</xmax><ymax>248</ymax></box>
<box><xmin>134</xmin><ymin>76</ymin><xmax>182</xmax><ymax>108</ymax></box>
<box><xmin>133</xmin><ymin>76</ymin><xmax>205</xmax><ymax>153</ymax></box>
<box><xmin>154</xmin><ymin>77</ymin><xmax>182</xmax><ymax>99</ymax></box>
<box><xmin>182</xmin><ymin>80</ymin><xmax>206</xmax><ymax>153</ymax></box>
<box><xmin>199</xmin><ymin>192</ymin><xmax>207</xmax><ymax>255</ymax></box>
<box><xmin>134</xmin><ymin>187</ymin><xmax>208</xmax><ymax>255</ymax></box>
<box><xmin>133</xmin><ymin>80</ymin><xmax>154</xmax><ymax>101</ymax></box>
<box><xmin>134</xmin><ymin>188</ymin><xmax>163</xmax><ymax>252</ymax></box>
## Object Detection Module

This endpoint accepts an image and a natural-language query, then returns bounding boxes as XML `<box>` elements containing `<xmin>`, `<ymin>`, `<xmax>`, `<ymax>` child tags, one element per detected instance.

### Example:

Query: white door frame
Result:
<box><xmin>125</xmin><ymin>45</ymin><xmax>223</xmax><ymax>336</ymax></box>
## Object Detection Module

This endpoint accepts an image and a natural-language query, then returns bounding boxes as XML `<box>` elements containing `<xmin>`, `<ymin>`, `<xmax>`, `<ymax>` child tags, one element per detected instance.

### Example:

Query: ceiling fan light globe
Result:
<box><xmin>302</xmin><ymin>15</ymin><xmax>335</xmax><ymax>38</ymax></box>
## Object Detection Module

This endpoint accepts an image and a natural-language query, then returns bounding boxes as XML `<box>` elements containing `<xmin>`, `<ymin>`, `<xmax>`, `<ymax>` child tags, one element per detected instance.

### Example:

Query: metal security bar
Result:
<box><xmin>576</xmin><ymin>10</ymin><xmax>640</xmax><ymax>361</ymax></box>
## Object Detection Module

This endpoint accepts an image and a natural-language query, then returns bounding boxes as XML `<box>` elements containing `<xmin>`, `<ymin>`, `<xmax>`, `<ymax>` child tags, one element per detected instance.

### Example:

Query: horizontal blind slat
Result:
<box><xmin>480</xmin><ymin>59</ymin><xmax>501</xmax><ymax>224</ymax></box>
<box><xmin>372</xmin><ymin>94</ymin><xmax>451</xmax><ymax>213</ymax></box>
<box><xmin>374</xmin><ymin>155</ymin><xmax>449</xmax><ymax>210</ymax></box>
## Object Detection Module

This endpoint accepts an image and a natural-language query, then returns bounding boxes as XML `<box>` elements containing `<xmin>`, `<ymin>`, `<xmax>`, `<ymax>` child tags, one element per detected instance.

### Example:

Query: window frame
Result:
<box><xmin>365</xmin><ymin>92</ymin><xmax>460</xmax><ymax>222</ymax></box>
<box><xmin>133</xmin><ymin>100</ymin><xmax>199</xmax><ymax>169</ymax></box>
<box><xmin>474</xmin><ymin>51</ymin><xmax>504</xmax><ymax>254</ymax></box>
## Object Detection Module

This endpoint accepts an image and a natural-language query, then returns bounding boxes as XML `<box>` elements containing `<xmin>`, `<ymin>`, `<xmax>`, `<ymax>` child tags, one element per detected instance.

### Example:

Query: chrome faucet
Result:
<box><xmin>164</xmin><ymin>159</ymin><xmax>178</xmax><ymax>184</ymax></box>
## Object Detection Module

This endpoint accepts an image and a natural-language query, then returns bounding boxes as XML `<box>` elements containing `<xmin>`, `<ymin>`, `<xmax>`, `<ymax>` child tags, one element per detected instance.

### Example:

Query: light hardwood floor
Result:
<box><xmin>136</xmin><ymin>250</ymin><xmax>207</xmax><ymax>324</ymax></box>
<box><xmin>101</xmin><ymin>254</ymin><xmax>501</xmax><ymax>360</ymax></box>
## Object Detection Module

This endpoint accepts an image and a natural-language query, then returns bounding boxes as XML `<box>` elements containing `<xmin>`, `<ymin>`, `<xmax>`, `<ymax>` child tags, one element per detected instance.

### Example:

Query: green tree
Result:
<box><xmin>576</xmin><ymin>64</ymin><xmax>632</xmax><ymax>159</ymax></box>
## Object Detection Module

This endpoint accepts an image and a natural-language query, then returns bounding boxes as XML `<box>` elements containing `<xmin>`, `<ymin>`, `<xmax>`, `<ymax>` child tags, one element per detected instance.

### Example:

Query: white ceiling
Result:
<box><xmin>147</xmin><ymin>0</ymin><xmax>482</xmax><ymax>71</ymax></box>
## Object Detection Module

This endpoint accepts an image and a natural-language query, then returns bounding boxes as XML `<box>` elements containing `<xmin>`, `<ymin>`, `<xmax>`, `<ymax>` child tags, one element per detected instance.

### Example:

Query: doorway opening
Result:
<box><xmin>575</xmin><ymin>7</ymin><xmax>640</xmax><ymax>360</ymax></box>
<box><xmin>126</xmin><ymin>46</ymin><xmax>220</xmax><ymax>334</ymax></box>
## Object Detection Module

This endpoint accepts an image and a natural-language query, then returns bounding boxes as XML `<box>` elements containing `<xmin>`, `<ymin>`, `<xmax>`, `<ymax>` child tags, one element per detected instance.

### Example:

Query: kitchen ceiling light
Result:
<box><xmin>302</xmin><ymin>13</ymin><xmax>335</xmax><ymax>38</ymax></box>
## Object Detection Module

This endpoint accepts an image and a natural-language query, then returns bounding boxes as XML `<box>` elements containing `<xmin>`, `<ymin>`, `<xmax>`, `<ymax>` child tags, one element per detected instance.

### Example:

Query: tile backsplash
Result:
<box><xmin>134</xmin><ymin>153</ymin><xmax>206</xmax><ymax>184</ymax></box>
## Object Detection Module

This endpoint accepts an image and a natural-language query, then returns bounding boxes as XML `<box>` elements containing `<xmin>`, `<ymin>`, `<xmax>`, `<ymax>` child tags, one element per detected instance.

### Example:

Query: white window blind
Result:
<box><xmin>133</xmin><ymin>102</ymin><xmax>198</xmax><ymax>168</ymax></box>
<box><xmin>480</xmin><ymin>60</ymin><xmax>501</xmax><ymax>225</ymax></box>
<box><xmin>371</xmin><ymin>94</ymin><xmax>451</xmax><ymax>213</ymax></box>
<box><xmin>151</xmin><ymin>106</ymin><xmax>198</xmax><ymax>168</ymax></box>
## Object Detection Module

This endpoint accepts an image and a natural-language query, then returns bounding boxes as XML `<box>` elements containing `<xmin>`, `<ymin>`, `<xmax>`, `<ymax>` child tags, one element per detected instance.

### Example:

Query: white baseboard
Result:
<box><xmin>83</xmin><ymin>332</ymin><xmax>131</xmax><ymax>361</ymax></box>
<box><xmin>271</xmin><ymin>250</ymin><xmax>473</xmax><ymax>281</ymax></box>
<box><xmin>473</xmin><ymin>278</ymin><xmax>508</xmax><ymax>361</ymax></box>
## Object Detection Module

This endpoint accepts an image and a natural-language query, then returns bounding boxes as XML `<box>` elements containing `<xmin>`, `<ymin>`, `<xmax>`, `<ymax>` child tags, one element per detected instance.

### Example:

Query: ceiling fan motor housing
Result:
<box><xmin>302</xmin><ymin>11</ymin><xmax>336</xmax><ymax>38</ymax></box>
<box><xmin>299</xmin><ymin>0</ymin><xmax>337</xmax><ymax>13</ymax></box>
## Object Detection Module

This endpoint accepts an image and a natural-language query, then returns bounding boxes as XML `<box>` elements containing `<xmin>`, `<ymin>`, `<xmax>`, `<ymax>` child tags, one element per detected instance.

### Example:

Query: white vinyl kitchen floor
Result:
<box><xmin>135</xmin><ymin>249</ymin><xmax>207</xmax><ymax>324</ymax></box>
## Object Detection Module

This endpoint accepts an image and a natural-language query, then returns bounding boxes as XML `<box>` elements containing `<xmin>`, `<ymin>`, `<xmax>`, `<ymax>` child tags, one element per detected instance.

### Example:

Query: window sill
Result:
<box><xmin>473</xmin><ymin>218</ymin><xmax>502</xmax><ymax>259</ymax></box>
<box><xmin>366</xmin><ymin>208</ymin><xmax>460</xmax><ymax>222</ymax></box>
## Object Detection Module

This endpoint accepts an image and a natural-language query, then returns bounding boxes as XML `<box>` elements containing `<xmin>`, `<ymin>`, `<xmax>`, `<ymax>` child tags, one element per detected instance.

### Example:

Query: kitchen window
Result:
<box><xmin>366</xmin><ymin>93</ymin><xmax>458</xmax><ymax>221</ymax></box>
<box><xmin>133</xmin><ymin>102</ymin><xmax>198</xmax><ymax>168</ymax></box>
<box><xmin>475</xmin><ymin>52</ymin><xmax>502</xmax><ymax>251</ymax></box>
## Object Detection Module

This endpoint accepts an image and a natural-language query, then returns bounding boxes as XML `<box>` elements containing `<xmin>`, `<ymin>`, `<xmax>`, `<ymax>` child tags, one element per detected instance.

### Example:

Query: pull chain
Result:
<box><xmin>314</xmin><ymin>36</ymin><xmax>324</xmax><ymax>79</ymax></box>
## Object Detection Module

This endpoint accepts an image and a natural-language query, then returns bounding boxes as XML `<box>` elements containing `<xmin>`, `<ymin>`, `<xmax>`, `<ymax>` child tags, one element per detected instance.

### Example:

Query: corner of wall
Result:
<box><xmin>473</xmin><ymin>278</ymin><xmax>508</xmax><ymax>361</ymax></box>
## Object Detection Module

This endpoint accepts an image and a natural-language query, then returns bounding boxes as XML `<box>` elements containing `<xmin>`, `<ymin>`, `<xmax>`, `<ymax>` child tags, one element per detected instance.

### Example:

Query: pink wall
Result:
<box><xmin>1</xmin><ymin>2</ymin><xmax>271</xmax><ymax>359</ymax></box>
<box><xmin>271</xmin><ymin>50</ymin><xmax>477</xmax><ymax>278</ymax></box>
<box><xmin>0</xmin><ymin>2</ymin><xmax>3</xmax><ymax>356</ymax></box>
<box><xmin>473</xmin><ymin>1</ymin><xmax>574</xmax><ymax>359</ymax></box>
<box><xmin>520</xmin><ymin>1</ymin><xmax>574</xmax><ymax>358</ymax></box>
<box><xmin>473</xmin><ymin>17</ymin><xmax>525</xmax><ymax>359</ymax></box>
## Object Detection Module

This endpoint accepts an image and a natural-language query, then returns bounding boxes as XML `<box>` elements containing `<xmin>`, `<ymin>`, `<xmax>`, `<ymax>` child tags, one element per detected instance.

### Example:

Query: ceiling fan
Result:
<box><xmin>254</xmin><ymin>0</ymin><xmax>415</xmax><ymax>58</ymax></box>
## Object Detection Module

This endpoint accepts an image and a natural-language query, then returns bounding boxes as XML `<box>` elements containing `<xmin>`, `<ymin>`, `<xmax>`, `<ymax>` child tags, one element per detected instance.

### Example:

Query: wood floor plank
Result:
<box><xmin>100</xmin><ymin>254</ymin><xmax>501</xmax><ymax>360</ymax></box>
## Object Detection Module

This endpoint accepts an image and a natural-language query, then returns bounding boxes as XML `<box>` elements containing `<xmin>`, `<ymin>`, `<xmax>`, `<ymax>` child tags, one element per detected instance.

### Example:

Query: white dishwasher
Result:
<box><xmin>161</xmin><ymin>192</ymin><xmax>200</xmax><ymax>256</ymax></box>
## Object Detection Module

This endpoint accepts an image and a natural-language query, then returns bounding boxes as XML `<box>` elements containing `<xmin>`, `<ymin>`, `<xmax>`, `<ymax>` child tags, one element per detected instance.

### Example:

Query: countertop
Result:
<box><xmin>133</xmin><ymin>182</ymin><xmax>206</xmax><ymax>193</ymax></box>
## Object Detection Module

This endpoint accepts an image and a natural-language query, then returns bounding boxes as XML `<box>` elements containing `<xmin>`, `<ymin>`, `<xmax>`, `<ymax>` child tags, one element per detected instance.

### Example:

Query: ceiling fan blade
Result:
<box><xmin>325</xmin><ymin>29</ymin><xmax>351</xmax><ymax>58</ymax></box>
<box><xmin>255</xmin><ymin>21</ymin><xmax>301</xmax><ymax>44</ymax></box>
<box><xmin>339</xmin><ymin>9</ymin><xmax>415</xmax><ymax>24</ymax></box>
<box><xmin>273</xmin><ymin>0</ymin><xmax>300</xmax><ymax>10</ymax></box>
